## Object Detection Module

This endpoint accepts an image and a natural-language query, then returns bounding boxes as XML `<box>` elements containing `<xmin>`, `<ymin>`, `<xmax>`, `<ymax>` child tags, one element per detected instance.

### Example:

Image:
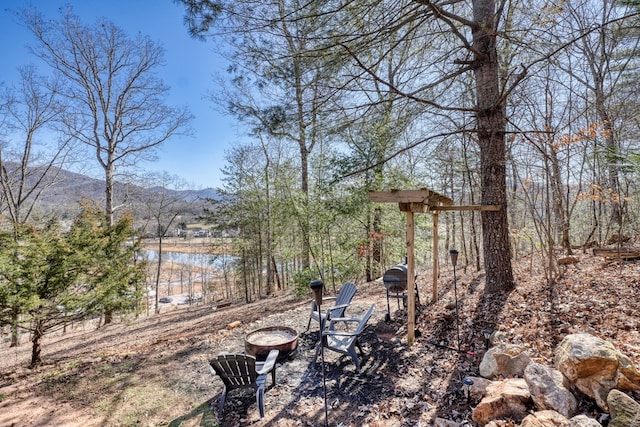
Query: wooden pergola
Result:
<box><xmin>369</xmin><ymin>188</ymin><xmax>499</xmax><ymax>344</ymax></box>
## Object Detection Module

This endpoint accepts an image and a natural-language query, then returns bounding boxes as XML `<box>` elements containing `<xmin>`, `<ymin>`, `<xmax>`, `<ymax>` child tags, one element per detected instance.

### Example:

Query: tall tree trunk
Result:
<box><xmin>472</xmin><ymin>0</ymin><xmax>514</xmax><ymax>293</ymax></box>
<box><xmin>242</xmin><ymin>248</ymin><xmax>250</xmax><ymax>303</ymax></box>
<box><xmin>256</xmin><ymin>220</ymin><xmax>263</xmax><ymax>297</ymax></box>
<box><xmin>30</xmin><ymin>320</ymin><xmax>44</xmax><ymax>368</ymax></box>
<box><xmin>544</xmin><ymin>84</ymin><xmax>572</xmax><ymax>254</ymax></box>
<box><xmin>549</xmin><ymin>147</ymin><xmax>572</xmax><ymax>254</ymax></box>
<box><xmin>299</xmin><ymin>144</ymin><xmax>311</xmax><ymax>270</ymax></box>
<box><xmin>103</xmin><ymin>310</ymin><xmax>113</xmax><ymax>325</ymax></box>
<box><xmin>10</xmin><ymin>305</ymin><xmax>19</xmax><ymax>347</ymax></box>
<box><xmin>264</xmin><ymin>153</ymin><xmax>273</xmax><ymax>296</ymax></box>
<box><xmin>594</xmin><ymin>80</ymin><xmax>624</xmax><ymax>228</ymax></box>
<box><xmin>462</xmin><ymin>139</ymin><xmax>482</xmax><ymax>271</ymax></box>
<box><xmin>102</xmin><ymin>157</ymin><xmax>115</xmax><ymax>325</ymax></box>
<box><xmin>271</xmin><ymin>255</ymin><xmax>281</xmax><ymax>291</ymax></box>
<box><xmin>365</xmin><ymin>211</ymin><xmax>373</xmax><ymax>282</ymax></box>
<box><xmin>154</xmin><ymin>236</ymin><xmax>164</xmax><ymax>314</ymax></box>
<box><xmin>372</xmin><ymin>205</ymin><xmax>383</xmax><ymax>276</ymax></box>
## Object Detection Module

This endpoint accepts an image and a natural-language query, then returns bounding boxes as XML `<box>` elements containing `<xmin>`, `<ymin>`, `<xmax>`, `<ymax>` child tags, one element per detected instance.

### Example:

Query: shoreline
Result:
<box><xmin>141</xmin><ymin>237</ymin><xmax>234</xmax><ymax>254</ymax></box>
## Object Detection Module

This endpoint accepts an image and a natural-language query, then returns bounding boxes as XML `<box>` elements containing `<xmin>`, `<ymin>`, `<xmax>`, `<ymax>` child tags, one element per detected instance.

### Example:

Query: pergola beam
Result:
<box><xmin>430</xmin><ymin>204</ymin><xmax>500</xmax><ymax>212</ymax></box>
<box><xmin>370</xmin><ymin>189</ymin><xmax>454</xmax><ymax>207</ymax></box>
<box><xmin>369</xmin><ymin>188</ymin><xmax>500</xmax><ymax>345</ymax></box>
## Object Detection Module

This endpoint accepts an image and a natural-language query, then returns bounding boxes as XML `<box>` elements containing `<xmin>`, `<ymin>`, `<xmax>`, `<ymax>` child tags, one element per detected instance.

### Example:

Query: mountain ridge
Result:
<box><xmin>17</xmin><ymin>166</ymin><xmax>219</xmax><ymax>219</ymax></box>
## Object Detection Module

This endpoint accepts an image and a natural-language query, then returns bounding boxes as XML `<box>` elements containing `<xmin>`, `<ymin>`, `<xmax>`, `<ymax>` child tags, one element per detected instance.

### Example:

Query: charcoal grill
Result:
<box><xmin>382</xmin><ymin>263</ymin><xmax>420</xmax><ymax>322</ymax></box>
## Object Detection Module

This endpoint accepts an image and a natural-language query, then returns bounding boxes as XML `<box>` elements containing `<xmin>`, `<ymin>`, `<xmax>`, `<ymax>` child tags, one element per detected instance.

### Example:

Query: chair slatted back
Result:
<box><xmin>336</xmin><ymin>282</ymin><xmax>356</xmax><ymax>305</ymax></box>
<box><xmin>210</xmin><ymin>354</ymin><xmax>258</xmax><ymax>390</ymax></box>
<box><xmin>333</xmin><ymin>282</ymin><xmax>357</xmax><ymax>317</ymax></box>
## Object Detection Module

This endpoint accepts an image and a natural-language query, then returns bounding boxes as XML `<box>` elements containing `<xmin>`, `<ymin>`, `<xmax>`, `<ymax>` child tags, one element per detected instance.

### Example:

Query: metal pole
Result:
<box><xmin>318</xmin><ymin>303</ymin><xmax>329</xmax><ymax>427</ymax></box>
<box><xmin>310</xmin><ymin>279</ymin><xmax>329</xmax><ymax>427</ymax></box>
<box><xmin>318</xmin><ymin>305</ymin><xmax>329</xmax><ymax>427</ymax></box>
<box><xmin>453</xmin><ymin>263</ymin><xmax>460</xmax><ymax>351</ymax></box>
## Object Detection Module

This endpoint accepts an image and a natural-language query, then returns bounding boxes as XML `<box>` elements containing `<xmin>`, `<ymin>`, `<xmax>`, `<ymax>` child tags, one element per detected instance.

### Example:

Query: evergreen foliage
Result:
<box><xmin>0</xmin><ymin>205</ymin><xmax>145</xmax><ymax>368</ymax></box>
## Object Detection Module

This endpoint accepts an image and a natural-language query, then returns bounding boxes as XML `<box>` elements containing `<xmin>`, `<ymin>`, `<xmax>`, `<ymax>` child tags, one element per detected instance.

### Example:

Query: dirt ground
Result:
<box><xmin>1</xmin><ymin>251</ymin><xmax>639</xmax><ymax>426</ymax></box>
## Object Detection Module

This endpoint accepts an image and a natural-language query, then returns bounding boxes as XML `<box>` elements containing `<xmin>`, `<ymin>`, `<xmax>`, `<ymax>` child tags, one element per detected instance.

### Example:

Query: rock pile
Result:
<box><xmin>436</xmin><ymin>332</ymin><xmax>640</xmax><ymax>426</ymax></box>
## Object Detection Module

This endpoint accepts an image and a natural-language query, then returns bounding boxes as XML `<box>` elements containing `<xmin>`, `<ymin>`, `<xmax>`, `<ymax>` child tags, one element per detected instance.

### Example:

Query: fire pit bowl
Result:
<box><xmin>245</xmin><ymin>326</ymin><xmax>298</xmax><ymax>360</ymax></box>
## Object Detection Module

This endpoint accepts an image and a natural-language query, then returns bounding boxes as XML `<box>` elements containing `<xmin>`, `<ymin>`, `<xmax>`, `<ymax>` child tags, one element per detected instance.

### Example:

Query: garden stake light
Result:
<box><xmin>310</xmin><ymin>279</ymin><xmax>329</xmax><ymax>427</ymax></box>
<box><xmin>482</xmin><ymin>329</ymin><xmax>493</xmax><ymax>350</ymax></box>
<box><xmin>463</xmin><ymin>377</ymin><xmax>474</xmax><ymax>403</ymax></box>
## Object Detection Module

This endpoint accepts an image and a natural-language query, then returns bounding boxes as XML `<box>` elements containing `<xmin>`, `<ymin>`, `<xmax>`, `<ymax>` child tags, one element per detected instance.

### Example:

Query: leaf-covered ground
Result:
<box><xmin>1</xmin><ymin>251</ymin><xmax>639</xmax><ymax>426</ymax></box>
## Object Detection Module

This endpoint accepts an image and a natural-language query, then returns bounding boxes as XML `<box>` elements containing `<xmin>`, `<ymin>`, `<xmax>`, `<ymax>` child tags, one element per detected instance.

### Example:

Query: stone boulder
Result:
<box><xmin>524</xmin><ymin>362</ymin><xmax>578</xmax><ymax>417</ymax></box>
<box><xmin>554</xmin><ymin>333</ymin><xmax>640</xmax><ymax>410</ymax></box>
<box><xmin>566</xmin><ymin>415</ymin><xmax>603</xmax><ymax>427</ymax></box>
<box><xmin>607</xmin><ymin>389</ymin><xmax>640</xmax><ymax>427</ymax></box>
<box><xmin>520</xmin><ymin>410</ymin><xmax>569</xmax><ymax>427</ymax></box>
<box><xmin>471</xmin><ymin>378</ymin><xmax>531</xmax><ymax>425</ymax></box>
<box><xmin>434</xmin><ymin>417</ymin><xmax>462</xmax><ymax>427</ymax></box>
<box><xmin>480</xmin><ymin>343</ymin><xmax>532</xmax><ymax>379</ymax></box>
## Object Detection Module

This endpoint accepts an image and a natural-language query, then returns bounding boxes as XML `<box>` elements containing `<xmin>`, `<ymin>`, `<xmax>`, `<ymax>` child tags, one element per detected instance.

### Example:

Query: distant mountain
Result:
<box><xmin>149</xmin><ymin>187</ymin><xmax>221</xmax><ymax>202</ymax></box>
<box><xmin>19</xmin><ymin>166</ymin><xmax>220</xmax><ymax>220</ymax></box>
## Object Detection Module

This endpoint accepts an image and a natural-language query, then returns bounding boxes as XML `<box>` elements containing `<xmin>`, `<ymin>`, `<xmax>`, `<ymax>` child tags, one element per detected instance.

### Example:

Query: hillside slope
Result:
<box><xmin>0</xmin><ymin>252</ymin><xmax>638</xmax><ymax>426</ymax></box>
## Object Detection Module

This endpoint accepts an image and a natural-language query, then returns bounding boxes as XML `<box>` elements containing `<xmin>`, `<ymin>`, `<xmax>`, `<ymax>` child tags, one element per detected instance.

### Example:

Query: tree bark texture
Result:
<box><xmin>472</xmin><ymin>0</ymin><xmax>514</xmax><ymax>293</ymax></box>
<box><xmin>30</xmin><ymin>320</ymin><xmax>43</xmax><ymax>368</ymax></box>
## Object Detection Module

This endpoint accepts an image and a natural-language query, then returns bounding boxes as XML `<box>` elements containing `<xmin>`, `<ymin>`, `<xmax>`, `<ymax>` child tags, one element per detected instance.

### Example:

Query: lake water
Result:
<box><xmin>142</xmin><ymin>250</ymin><xmax>237</xmax><ymax>270</ymax></box>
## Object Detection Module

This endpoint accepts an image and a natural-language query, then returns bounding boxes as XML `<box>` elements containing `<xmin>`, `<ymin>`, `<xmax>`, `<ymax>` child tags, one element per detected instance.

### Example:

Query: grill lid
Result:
<box><xmin>383</xmin><ymin>264</ymin><xmax>408</xmax><ymax>291</ymax></box>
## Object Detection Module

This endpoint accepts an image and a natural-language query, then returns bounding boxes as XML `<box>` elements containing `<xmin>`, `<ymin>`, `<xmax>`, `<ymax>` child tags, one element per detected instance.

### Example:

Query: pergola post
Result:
<box><xmin>406</xmin><ymin>210</ymin><xmax>416</xmax><ymax>344</ymax></box>
<box><xmin>432</xmin><ymin>212</ymin><xmax>439</xmax><ymax>302</ymax></box>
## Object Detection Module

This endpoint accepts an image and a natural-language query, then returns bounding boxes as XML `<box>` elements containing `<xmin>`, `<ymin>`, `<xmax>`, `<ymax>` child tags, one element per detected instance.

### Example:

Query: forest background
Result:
<box><xmin>178</xmin><ymin>0</ymin><xmax>640</xmax><ymax>300</ymax></box>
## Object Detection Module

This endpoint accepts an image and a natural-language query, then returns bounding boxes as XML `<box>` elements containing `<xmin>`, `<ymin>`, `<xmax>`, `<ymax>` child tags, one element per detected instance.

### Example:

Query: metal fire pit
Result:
<box><xmin>245</xmin><ymin>326</ymin><xmax>298</xmax><ymax>360</ymax></box>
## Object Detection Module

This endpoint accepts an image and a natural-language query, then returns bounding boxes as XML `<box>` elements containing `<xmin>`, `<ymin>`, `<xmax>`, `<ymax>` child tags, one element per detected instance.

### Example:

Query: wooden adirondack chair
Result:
<box><xmin>314</xmin><ymin>304</ymin><xmax>375</xmax><ymax>373</ymax></box>
<box><xmin>208</xmin><ymin>349</ymin><xmax>279</xmax><ymax>419</ymax></box>
<box><xmin>306</xmin><ymin>282</ymin><xmax>357</xmax><ymax>332</ymax></box>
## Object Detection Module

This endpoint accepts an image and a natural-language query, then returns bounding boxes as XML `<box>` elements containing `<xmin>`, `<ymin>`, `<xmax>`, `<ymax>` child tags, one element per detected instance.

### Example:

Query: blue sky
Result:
<box><xmin>0</xmin><ymin>0</ymin><xmax>237</xmax><ymax>189</ymax></box>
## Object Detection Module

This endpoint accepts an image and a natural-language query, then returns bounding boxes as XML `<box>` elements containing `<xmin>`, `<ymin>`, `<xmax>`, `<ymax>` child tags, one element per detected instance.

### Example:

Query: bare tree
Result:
<box><xmin>20</xmin><ymin>6</ymin><xmax>193</xmax><ymax>227</ymax></box>
<box><xmin>554</xmin><ymin>0</ymin><xmax>640</xmax><ymax>233</ymax></box>
<box><xmin>138</xmin><ymin>172</ymin><xmax>194</xmax><ymax>314</ymax></box>
<box><xmin>0</xmin><ymin>65</ymin><xmax>71</xmax><ymax>227</ymax></box>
